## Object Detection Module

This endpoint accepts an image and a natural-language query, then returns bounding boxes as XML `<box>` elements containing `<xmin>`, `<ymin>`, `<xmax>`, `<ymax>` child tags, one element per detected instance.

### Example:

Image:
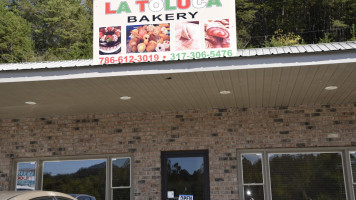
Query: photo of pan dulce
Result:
<box><xmin>126</xmin><ymin>24</ymin><xmax>170</xmax><ymax>53</ymax></box>
<box><xmin>175</xmin><ymin>21</ymin><xmax>200</xmax><ymax>51</ymax></box>
<box><xmin>205</xmin><ymin>19</ymin><xmax>230</xmax><ymax>49</ymax></box>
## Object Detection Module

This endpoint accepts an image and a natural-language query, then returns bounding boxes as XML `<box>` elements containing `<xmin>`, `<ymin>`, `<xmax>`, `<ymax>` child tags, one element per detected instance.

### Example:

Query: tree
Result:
<box><xmin>33</xmin><ymin>0</ymin><xmax>92</xmax><ymax>61</ymax></box>
<box><xmin>235</xmin><ymin>0</ymin><xmax>259</xmax><ymax>48</ymax></box>
<box><xmin>0</xmin><ymin>1</ymin><xmax>34</xmax><ymax>63</ymax></box>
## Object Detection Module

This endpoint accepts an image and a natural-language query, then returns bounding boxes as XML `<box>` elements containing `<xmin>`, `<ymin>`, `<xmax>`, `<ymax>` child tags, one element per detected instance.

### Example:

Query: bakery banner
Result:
<box><xmin>93</xmin><ymin>0</ymin><xmax>237</xmax><ymax>65</ymax></box>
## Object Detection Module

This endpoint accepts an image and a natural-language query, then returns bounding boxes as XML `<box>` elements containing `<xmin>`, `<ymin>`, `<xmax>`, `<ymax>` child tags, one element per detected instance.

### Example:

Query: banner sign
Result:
<box><xmin>93</xmin><ymin>0</ymin><xmax>237</xmax><ymax>65</ymax></box>
<box><xmin>16</xmin><ymin>169</ymin><xmax>36</xmax><ymax>190</ymax></box>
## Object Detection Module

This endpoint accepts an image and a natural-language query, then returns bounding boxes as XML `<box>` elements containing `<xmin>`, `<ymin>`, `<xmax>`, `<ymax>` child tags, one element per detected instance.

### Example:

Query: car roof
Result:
<box><xmin>0</xmin><ymin>191</ymin><xmax>77</xmax><ymax>200</ymax></box>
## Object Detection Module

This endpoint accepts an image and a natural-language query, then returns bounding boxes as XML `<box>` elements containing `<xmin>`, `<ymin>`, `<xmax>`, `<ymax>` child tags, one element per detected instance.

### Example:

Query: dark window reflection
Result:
<box><xmin>113</xmin><ymin>188</ymin><xmax>130</xmax><ymax>200</ymax></box>
<box><xmin>242</xmin><ymin>154</ymin><xmax>263</xmax><ymax>184</ymax></box>
<box><xmin>269</xmin><ymin>153</ymin><xmax>346</xmax><ymax>200</ymax></box>
<box><xmin>350</xmin><ymin>152</ymin><xmax>356</xmax><ymax>183</ymax></box>
<box><xmin>244</xmin><ymin>185</ymin><xmax>264</xmax><ymax>200</ymax></box>
<box><xmin>43</xmin><ymin>160</ymin><xmax>106</xmax><ymax>200</ymax></box>
<box><xmin>167</xmin><ymin>157</ymin><xmax>205</xmax><ymax>200</ymax></box>
<box><xmin>112</xmin><ymin>158</ymin><xmax>130</xmax><ymax>187</ymax></box>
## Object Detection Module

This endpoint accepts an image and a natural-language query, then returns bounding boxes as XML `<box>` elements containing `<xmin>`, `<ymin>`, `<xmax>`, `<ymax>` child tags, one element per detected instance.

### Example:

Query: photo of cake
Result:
<box><xmin>205</xmin><ymin>19</ymin><xmax>230</xmax><ymax>49</ymax></box>
<box><xmin>126</xmin><ymin>24</ymin><xmax>170</xmax><ymax>53</ymax></box>
<box><xmin>175</xmin><ymin>21</ymin><xmax>200</xmax><ymax>51</ymax></box>
<box><xmin>99</xmin><ymin>26</ymin><xmax>121</xmax><ymax>55</ymax></box>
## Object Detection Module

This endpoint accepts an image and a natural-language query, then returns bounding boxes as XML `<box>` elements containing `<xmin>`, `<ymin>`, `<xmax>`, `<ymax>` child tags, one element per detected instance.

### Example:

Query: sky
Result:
<box><xmin>43</xmin><ymin>159</ymin><xmax>106</xmax><ymax>176</ymax></box>
<box><xmin>169</xmin><ymin>157</ymin><xmax>204</xmax><ymax>174</ymax></box>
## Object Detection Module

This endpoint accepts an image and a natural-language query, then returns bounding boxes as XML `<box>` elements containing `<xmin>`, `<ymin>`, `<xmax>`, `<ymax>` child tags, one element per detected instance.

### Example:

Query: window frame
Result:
<box><xmin>240</xmin><ymin>153</ymin><xmax>266</xmax><ymax>200</ymax></box>
<box><xmin>238</xmin><ymin>147</ymin><xmax>356</xmax><ymax>200</ymax></box>
<box><xmin>348</xmin><ymin>151</ymin><xmax>356</xmax><ymax>200</ymax></box>
<box><xmin>110</xmin><ymin>157</ymin><xmax>132</xmax><ymax>199</ymax></box>
<box><xmin>12</xmin><ymin>154</ymin><xmax>133</xmax><ymax>200</ymax></box>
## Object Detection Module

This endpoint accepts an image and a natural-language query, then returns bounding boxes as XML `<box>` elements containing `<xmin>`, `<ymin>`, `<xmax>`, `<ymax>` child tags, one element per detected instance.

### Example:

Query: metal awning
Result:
<box><xmin>0</xmin><ymin>42</ymin><xmax>355</xmax><ymax>119</ymax></box>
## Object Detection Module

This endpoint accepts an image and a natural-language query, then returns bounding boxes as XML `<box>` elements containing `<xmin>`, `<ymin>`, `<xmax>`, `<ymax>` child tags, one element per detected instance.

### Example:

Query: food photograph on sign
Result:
<box><xmin>99</xmin><ymin>26</ymin><xmax>121</xmax><ymax>55</ymax></box>
<box><xmin>126</xmin><ymin>24</ymin><xmax>171</xmax><ymax>53</ymax></box>
<box><xmin>175</xmin><ymin>21</ymin><xmax>200</xmax><ymax>51</ymax></box>
<box><xmin>205</xmin><ymin>19</ymin><xmax>230</xmax><ymax>49</ymax></box>
<box><xmin>93</xmin><ymin>0</ymin><xmax>237</xmax><ymax>64</ymax></box>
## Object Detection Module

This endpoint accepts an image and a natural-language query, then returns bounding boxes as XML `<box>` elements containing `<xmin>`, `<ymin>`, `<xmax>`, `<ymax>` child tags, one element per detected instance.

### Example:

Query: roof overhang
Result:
<box><xmin>0</xmin><ymin>47</ymin><xmax>355</xmax><ymax>119</ymax></box>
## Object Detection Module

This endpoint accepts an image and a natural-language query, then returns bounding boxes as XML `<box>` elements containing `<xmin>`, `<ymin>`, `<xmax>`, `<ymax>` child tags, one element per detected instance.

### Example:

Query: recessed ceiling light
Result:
<box><xmin>120</xmin><ymin>96</ymin><xmax>132</xmax><ymax>100</ymax></box>
<box><xmin>220</xmin><ymin>90</ymin><xmax>231</xmax><ymax>95</ymax></box>
<box><xmin>25</xmin><ymin>101</ymin><xmax>37</xmax><ymax>105</ymax></box>
<box><xmin>325</xmin><ymin>86</ymin><xmax>338</xmax><ymax>91</ymax></box>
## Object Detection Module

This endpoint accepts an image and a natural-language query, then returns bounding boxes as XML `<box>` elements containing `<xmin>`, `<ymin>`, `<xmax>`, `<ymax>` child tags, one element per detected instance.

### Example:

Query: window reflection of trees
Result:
<box><xmin>167</xmin><ymin>159</ymin><xmax>205</xmax><ymax>200</ymax></box>
<box><xmin>43</xmin><ymin>161</ymin><xmax>106</xmax><ymax>200</ymax></box>
<box><xmin>112</xmin><ymin>158</ymin><xmax>131</xmax><ymax>200</ymax></box>
<box><xmin>269</xmin><ymin>153</ymin><xmax>346</xmax><ymax>200</ymax></box>
<box><xmin>112</xmin><ymin>158</ymin><xmax>130</xmax><ymax>187</ymax></box>
<box><xmin>242</xmin><ymin>154</ymin><xmax>263</xmax><ymax>184</ymax></box>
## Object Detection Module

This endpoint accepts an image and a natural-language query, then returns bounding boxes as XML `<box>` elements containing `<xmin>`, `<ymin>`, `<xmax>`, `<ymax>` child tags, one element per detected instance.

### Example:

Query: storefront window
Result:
<box><xmin>43</xmin><ymin>159</ymin><xmax>106</xmax><ymax>200</ymax></box>
<box><xmin>240</xmin><ymin>151</ymin><xmax>348</xmax><ymax>200</ymax></box>
<box><xmin>16</xmin><ymin>162</ymin><xmax>36</xmax><ymax>191</ymax></box>
<box><xmin>269</xmin><ymin>153</ymin><xmax>346</xmax><ymax>200</ymax></box>
<box><xmin>161</xmin><ymin>151</ymin><xmax>210</xmax><ymax>200</ymax></box>
<box><xmin>112</xmin><ymin>157</ymin><xmax>131</xmax><ymax>200</ymax></box>
<box><xmin>242</xmin><ymin>154</ymin><xmax>264</xmax><ymax>200</ymax></box>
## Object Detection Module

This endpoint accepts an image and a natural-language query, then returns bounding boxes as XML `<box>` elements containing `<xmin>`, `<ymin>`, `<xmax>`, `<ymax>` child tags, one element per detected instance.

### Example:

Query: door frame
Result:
<box><xmin>161</xmin><ymin>150</ymin><xmax>210</xmax><ymax>200</ymax></box>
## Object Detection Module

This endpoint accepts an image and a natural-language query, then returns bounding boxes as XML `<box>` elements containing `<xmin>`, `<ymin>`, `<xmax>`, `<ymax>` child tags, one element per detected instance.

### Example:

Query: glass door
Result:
<box><xmin>161</xmin><ymin>150</ymin><xmax>210</xmax><ymax>200</ymax></box>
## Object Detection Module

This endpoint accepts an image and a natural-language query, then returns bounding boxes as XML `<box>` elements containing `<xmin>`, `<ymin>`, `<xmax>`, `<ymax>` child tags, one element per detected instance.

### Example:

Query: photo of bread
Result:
<box><xmin>205</xmin><ymin>19</ymin><xmax>230</xmax><ymax>49</ymax></box>
<box><xmin>126</xmin><ymin>24</ymin><xmax>170</xmax><ymax>53</ymax></box>
<box><xmin>175</xmin><ymin>21</ymin><xmax>200</xmax><ymax>51</ymax></box>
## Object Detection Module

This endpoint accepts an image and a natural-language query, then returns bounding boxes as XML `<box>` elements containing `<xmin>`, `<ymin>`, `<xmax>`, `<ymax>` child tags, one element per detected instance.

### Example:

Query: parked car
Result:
<box><xmin>0</xmin><ymin>190</ymin><xmax>77</xmax><ymax>200</ymax></box>
<box><xmin>69</xmin><ymin>194</ymin><xmax>96</xmax><ymax>200</ymax></box>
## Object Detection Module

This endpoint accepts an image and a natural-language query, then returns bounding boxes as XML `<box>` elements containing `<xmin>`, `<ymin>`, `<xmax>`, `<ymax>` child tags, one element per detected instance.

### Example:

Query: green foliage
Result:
<box><xmin>1</xmin><ymin>0</ymin><xmax>356</xmax><ymax>62</ymax></box>
<box><xmin>236</xmin><ymin>0</ymin><xmax>356</xmax><ymax>48</ymax></box>
<box><xmin>1</xmin><ymin>0</ymin><xmax>92</xmax><ymax>62</ymax></box>
<box><xmin>319</xmin><ymin>33</ymin><xmax>334</xmax><ymax>43</ymax></box>
<box><xmin>0</xmin><ymin>1</ymin><xmax>34</xmax><ymax>63</ymax></box>
<box><xmin>34</xmin><ymin>0</ymin><xmax>92</xmax><ymax>61</ymax></box>
<box><xmin>235</xmin><ymin>0</ymin><xmax>259</xmax><ymax>48</ymax></box>
<box><xmin>351</xmin><ymin>24</ymin><xmax>356</xmax><ymax>41</ymax></box>
<box><xmin>264</xmin><ymin>29</ymin><xmax>303</xmax><ymax>47</ymax></box>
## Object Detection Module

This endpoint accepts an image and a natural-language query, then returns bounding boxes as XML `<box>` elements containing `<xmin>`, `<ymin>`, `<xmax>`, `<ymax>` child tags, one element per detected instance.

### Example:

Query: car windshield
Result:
<box><xmin>30</xmin><ymin>197</ymin><xmax>73</xmax><ymax>200</ymax></box>
<box><xmin>30</xmin><ymin>197</ymin><xmax>53</xmax><ymax>200</ymax></box>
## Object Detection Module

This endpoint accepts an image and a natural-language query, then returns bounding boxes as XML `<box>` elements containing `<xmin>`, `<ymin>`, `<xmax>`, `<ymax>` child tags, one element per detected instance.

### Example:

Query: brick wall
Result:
<box><xmin>0</xmin><ymin>103</ymin><xmax>356</xmax><ymax>199</ymax></box>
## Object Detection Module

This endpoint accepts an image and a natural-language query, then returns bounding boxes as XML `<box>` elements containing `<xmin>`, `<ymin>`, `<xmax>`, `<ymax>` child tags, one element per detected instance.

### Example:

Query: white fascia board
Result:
<box><xmin>0</xmin><ymin>51</ymin><xmax>356</xmax><ymax>83</ymax></box>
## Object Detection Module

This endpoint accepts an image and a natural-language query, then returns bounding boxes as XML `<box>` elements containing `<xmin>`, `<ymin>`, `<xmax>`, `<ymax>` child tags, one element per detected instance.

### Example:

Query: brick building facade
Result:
<box><xmin>1</xmin><ymin>103</ymin><xmax>355</xmax><ymax>199</ymax></box>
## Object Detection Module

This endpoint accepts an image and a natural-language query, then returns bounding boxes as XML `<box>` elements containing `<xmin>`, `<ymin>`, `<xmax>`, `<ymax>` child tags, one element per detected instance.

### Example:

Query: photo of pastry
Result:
<box><xmin>99</xmin><ymin>26</ymin><xmax>121</xmax><ymax>55</ymax></box>
<box><xmin>205</xmin><ymin>19</ymin><xmax>230</xmax><ymax>49</ymax></box>
<box><xmin>175</xmin><ymin>21</ymin><xmax>200</xmax><ymax>51</ymax></box>
<box><xmin>126</xmin><ymin>24</ymin><xmax>170</xmax><ymax>53</ymax></box>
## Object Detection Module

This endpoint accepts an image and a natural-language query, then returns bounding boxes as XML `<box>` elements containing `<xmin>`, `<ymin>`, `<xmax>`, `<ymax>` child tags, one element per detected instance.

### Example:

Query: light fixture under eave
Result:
<box><xmin>120</xmin><ymin>96</ymin><xmax>132</xmax><ymax>101</ymax></box>
<box><xmin>325</xmin><ymin>86</ymin><xmax>338</xmax><ymax>91</ymax></box>
<box><xmin>25</xmin><ymin>101</ymin><xmax>37</xmax><ymax>105</ymax></box>
<box><xmin>220</xmin><ymin>90</ymin><xmax>231</xmax><ymax>95</ymax></box>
